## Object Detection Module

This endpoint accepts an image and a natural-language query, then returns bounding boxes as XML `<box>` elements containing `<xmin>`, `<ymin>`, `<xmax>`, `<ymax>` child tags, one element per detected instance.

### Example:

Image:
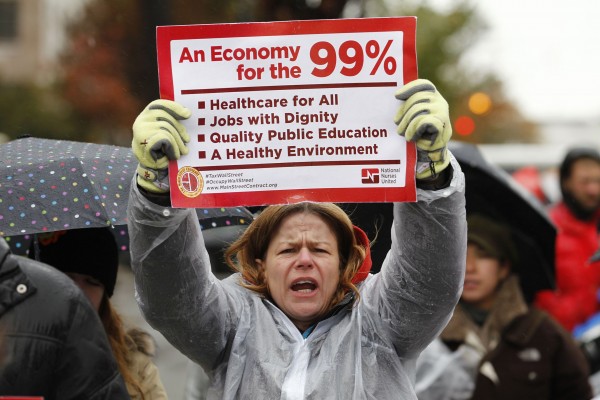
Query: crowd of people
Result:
<box><xmin>1</xmin><ymin>77</ymin><xmax>600</xmax><ymax>399</ymax></box>
<box><xmin>128</xmin><ymin>77</ymin><xmax>600</xmax><ymax>399</ymax></box>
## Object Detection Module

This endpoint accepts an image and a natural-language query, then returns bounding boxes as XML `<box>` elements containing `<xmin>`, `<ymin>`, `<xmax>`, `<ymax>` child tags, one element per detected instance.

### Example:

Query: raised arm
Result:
<box><xmin>128</xmin><ymin>100</ymin><xmax>241</xmax><ymax>367</ymax></box>
<box><xmin>360</xmin><ymin>80</ymin><xmax>467</xmax><ymax>357</ymax></box>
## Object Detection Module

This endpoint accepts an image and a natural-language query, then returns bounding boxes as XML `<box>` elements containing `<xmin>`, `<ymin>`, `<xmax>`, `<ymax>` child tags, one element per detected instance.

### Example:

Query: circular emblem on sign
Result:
<box><xmin>177</xmin><ymin>166</ymin><xmax>203</xmax><ymax>198</ymax></box>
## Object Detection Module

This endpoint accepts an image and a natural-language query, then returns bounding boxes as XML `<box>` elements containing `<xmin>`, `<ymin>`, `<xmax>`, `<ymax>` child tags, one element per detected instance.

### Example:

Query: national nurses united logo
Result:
<box><xmin>177</xmin><ymin>166</ymin><xmax>204</xmax><ymax>197</ymax></box>
<box><xmin>361</xmin><ymin>168</ymin><xmax>380</xmax><ymax>184</ymax></box>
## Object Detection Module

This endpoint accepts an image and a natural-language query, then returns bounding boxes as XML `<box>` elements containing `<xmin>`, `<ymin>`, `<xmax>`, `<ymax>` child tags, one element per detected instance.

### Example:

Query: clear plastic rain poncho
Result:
<box><xmin>127</xmin><ymin>156</ymin><xmax>466</xmax><ymax>400</ymax></box>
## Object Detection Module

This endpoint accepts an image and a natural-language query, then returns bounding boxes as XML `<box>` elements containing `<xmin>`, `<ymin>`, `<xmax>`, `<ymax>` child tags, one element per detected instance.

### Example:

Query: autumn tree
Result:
<box><xmin>58</xmin><ymin>0</ymin><xmax>355</xmax><ymax>145</ymax></box>
<box><xmin>0</xmin><ymin>81</ymin><xmax>80</xmax><ymax>140</ymax></box>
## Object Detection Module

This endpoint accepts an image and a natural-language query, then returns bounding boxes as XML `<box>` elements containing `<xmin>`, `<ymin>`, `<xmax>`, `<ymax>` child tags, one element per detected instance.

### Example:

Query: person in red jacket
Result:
<box><xmin>535</xmin><ymin>147</ymin><xmax>600</xmax><ymax>331</ymax></box>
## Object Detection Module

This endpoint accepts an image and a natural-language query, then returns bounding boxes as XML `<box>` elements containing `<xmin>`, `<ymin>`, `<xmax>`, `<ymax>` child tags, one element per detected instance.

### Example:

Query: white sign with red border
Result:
<box><xmin>157</xmin><ymin>17</ymin><xmax>417</xmax><ymax>208</ymax></box>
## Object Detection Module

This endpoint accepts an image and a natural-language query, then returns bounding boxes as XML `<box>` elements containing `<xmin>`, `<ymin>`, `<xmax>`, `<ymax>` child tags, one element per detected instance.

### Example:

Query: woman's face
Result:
<box><xmin>65</xmin><ymin>272</ymin><xmax>105</xmax><ymax>312</ymax></box>
<box><xmin>257</xmin><ymin>212</ymin><xmax>341</xmax><ymax>332</ymax></box>
<box><xmin>461</xmin><ymin>243</ymin><xmax>509</xmax><ymax>310</ymax></box>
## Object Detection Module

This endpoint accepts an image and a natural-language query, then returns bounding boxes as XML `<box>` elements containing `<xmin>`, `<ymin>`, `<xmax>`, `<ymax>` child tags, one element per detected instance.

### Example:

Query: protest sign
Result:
<box><xmin>157</xmin><ymin>17</ymin><xmax>417</xmax><ymax>207</ymax></box>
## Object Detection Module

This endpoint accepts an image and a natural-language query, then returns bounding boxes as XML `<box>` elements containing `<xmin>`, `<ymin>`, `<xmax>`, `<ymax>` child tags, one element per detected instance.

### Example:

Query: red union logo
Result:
<box><xmin>177</xmin><ymin>166</ymin><xmax>204</xmax><ymax>198</ymax></box>
<box><xmin>361</xmin><ymin>168</ymin><xmax>379</xmax><ymax>184</ymax></box>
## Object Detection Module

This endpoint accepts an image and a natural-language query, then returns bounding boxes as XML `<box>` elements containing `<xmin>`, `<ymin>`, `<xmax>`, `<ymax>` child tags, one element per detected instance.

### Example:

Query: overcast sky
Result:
<box><xmin>427</xmin><ymin>0</ymin><xmax>600</xmax><ymax>123</ymax></box>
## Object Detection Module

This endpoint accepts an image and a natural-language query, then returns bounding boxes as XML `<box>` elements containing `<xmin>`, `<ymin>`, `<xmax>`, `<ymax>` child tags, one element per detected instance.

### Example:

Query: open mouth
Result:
<box><xmin>463</xmin><ymin>279</ymin><xmax>479</xmax><ymax>288</ymax></box>
<box><xmin>291</xmin><ymin>279</ymin><xmax>318</xmax><ymax>293</ymax></box>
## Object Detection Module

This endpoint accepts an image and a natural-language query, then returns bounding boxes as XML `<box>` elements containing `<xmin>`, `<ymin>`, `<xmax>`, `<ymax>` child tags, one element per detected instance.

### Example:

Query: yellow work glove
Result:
<box><xmin>131</xmin><ymin>99</ymin><xmax>191</xmax><ymax>193</ymax></box>
<box><xmin>394</xmin><ymin>79</ymin><xmax>452</xmax><ymax>180</ymax></box>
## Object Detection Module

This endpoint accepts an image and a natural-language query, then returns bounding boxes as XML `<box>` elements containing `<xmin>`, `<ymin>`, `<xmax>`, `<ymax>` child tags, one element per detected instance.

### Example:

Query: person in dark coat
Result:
<box><xmin>416</xmin><ymin>214</ymin><xmax>593</xmax><ymax>400</ymax></box>
<box><xmin>0</xmin><ymin>236</ymin><xmax>130</xmax><ymax>399</ymax></box>
<box><xmin>31</xmin><ymin>228</ymin><xmax>168</xmax><ymax>400</ymax></box>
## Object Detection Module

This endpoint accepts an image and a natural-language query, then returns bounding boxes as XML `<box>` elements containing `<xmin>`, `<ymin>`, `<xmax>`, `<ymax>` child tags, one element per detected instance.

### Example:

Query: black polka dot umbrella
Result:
<box><xmin>0</xmin><ymin>137</ymin><xmax>255</xmax><ymax>257</ymax></box>
<box><xmin>0</xmin><ymin>137</ymin><xmax>135</xmax><ymax>236</ymax></box>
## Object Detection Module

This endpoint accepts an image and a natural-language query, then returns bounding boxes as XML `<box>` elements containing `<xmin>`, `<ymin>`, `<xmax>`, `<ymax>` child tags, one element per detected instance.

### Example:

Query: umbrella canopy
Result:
<box><xmin>196</xmin><ymin>207</ymin><xmax>255</xmax><ymax>278</ymax></box>
<box><xmin>449</xmin><ymin>141</ymin><xmax>556</xmax><ymax>301</ymax></box>
<box><xmin>5</xmin><ymin>205</ymin><xmax>254</xmax><ymax>260</ymax></box>
<box><xmin>0</xmin><ymin>137</ymin><xmax>135</xmax><ymax>236</ymax></box>
<box><xmin>0</xmin><ymin>137</ymin><xmax>256</xmax><ymax>275</ymax></box>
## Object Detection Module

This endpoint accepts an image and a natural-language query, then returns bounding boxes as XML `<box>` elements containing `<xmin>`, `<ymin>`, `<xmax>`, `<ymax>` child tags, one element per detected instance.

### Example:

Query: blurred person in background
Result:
<box><xmin>0</xmin><ymin>236</ymin><xmax>129</xmax><ymax>399</ymax></box>
<box><xmin>31</xmin><ymin>227</ymin><xmax>168</xmax><ymax>400</ymax></box>
<box><xmin>416</xmin><ymin>214</ymin><xmax>592</xmax><ymax>400</ymax></box>
<box><xmin>535</xmin><ymin>147</ymin><xmax>600</xmax><ymax>332</ymax></box>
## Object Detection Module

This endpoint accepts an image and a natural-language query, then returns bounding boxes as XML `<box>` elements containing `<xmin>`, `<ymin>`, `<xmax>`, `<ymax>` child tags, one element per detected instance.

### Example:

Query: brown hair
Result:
<box><xmin>99</xmin><ymin>295</ymin><xmax>145</xmax><ymax>399</ymax></box>
<box><xmin>224</xmin><ymin>202</ymin><xmax>366</xmax><ymax>313</ymax></box>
